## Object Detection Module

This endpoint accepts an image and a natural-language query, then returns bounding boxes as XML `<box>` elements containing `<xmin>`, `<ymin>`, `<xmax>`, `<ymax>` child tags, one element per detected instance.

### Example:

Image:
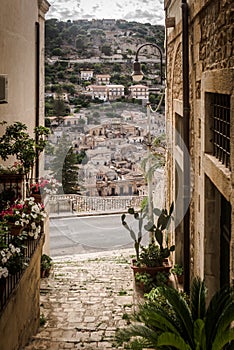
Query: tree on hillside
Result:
<box><xmin>50</xmin><ymin>136</ymin><xmax>80</xmax><ymax>194</ymax></box>
<box><xmin>101</xmin><ymin>45</ymin><xmax>112</xmax><ymax>56</ymax></box>
<box><xmin>53</xmin><ymin>99</ymin><xmax>70</xmax><ymax>117</ymax></box>
<box><xmin>62</xmin><ymin>147</ymin><xmax>80</xmax><ymax>194</ymax></box>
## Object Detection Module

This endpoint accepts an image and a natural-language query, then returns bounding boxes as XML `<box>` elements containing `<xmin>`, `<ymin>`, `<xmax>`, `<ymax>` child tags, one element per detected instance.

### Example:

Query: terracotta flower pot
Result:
<box><xmin>130</xmin><ymin>258</ymin><xmax>172</xmax><ymax>277</ymax></box>
<box><xmin>31</xmin><ymin>193</ymin><xmax>43</xmax><ymax>203</ymax></box>
<box><xmin>9</xmin><ymin>223</ymin><xmax>24</xmax><ymax>236</ymax></box>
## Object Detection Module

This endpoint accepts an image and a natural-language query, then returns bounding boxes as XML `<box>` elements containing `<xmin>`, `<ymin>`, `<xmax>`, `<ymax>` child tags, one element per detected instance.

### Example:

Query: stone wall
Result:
<box><xmin>0</xmin><ymin>236</ymin><xmax>44</xmax><ymax>350</ymax></box>
<box><xmin>165</xmin><ymin>0</ymin><xmax>234</xmax><ymax>296</ymax></box>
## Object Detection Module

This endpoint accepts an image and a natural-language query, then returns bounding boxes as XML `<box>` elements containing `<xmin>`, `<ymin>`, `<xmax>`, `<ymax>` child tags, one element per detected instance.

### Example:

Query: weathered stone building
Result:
<box><xmin>165</xmin><ymin>0</ymin><xmax>233</xmax><ymax>298</ymax></box>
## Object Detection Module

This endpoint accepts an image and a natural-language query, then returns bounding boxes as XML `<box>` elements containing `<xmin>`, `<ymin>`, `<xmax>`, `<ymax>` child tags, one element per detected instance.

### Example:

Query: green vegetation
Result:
<box><xmin>49</xmin><ymin>135</ymin><xmax>81</xmax><ymax>194</ymax></box>
<box><xmin>45</xmin><ymin>19</ymin><xmax>164</xmax><ymax>58</ymax></box>
<box><xmin>115</xmin><ymin>277</ymin><xmax>234</xmax><ymax>350</ymax></box>
<box><xmin>44</xmin><ymin>19</ymin><xmax>165</xmax><ymax>100</ymax></box>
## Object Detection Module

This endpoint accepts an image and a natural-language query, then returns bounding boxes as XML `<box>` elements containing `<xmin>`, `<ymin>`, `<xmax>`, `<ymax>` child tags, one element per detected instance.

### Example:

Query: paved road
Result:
<box><xmin>49</xmin><ymin>214</ymin><xmax>149</xmax><ymax>257</ymax></box>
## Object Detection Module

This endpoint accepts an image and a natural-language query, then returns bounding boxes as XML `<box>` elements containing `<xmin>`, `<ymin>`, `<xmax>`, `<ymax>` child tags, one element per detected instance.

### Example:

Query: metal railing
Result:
<box><xmin>211</xmin><ymin>93</ymin><xmax>231</xmax><ymax>169</ymax></box>
<box><xmin>0</xmin><ymin>227</ymin><xmax>44</xmax><ymax>314</ymax></box>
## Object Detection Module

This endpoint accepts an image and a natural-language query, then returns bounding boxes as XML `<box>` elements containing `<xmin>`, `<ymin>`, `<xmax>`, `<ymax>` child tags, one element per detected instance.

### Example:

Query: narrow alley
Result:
<box><xmin>24</xmin><ymin>249</ymin><xmax>137</xmax><ymax>350</ymax></box>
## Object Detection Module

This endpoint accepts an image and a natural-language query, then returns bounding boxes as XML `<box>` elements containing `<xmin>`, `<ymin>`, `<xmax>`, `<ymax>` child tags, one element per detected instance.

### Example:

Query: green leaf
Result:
<box><xmin>157</xmin><ymin>332</ymin><xmax>192</xmax><ymax>349</ymax></box>
<box><xmin>205</xmin><ymin>285</ymin><xmax>234</xmax><ymax>348</ymax></box>
<box><xmin>144</xmin><ymin>221</ymin><xmax>154</xmax><ymax>231</ymax></box>
<box><xmin>157</xmin><ymin>212</ymin><xmax>170</xmax><ymax>230</ymax></box>
<box><xmin>134</xmin><ymin>212</ymin><xmax>139</xmax><ymax>219</ymax></box>
<box><xmin>153</xmin><ymin>208</ymin><xmax>162</xmax><ymax>216</ymax></box>
<box><xmin>212</xmin><ymin>328</ymin><xmax>234</xmax><ymax>350</ymax></box>
<box><xmin>155</xmin><ymin>228</ymin><xmax>163</xmax><ymax>247</ymax></box>
<box><xmin>128</xmin><ymin>208</ymin><xmax>135</xmax><ymax>215</ymax></box>
<box><xmin>193</xmin><ymin>319</ymin><xmax>205</xmax><ymax>349</ymax></box>
<box><xmin>190</xmin><ymin>277</ymin><xmax>206</xmax><ymax>321</ymax></box>
<box><xmin>121</xmin><ymin>214</ymin><xmax>126</xmax><ymax>222</ymax></box>
<box><xmin>129</xmin><ymin>229</ymin><xmax>136</xmax><ymax>242</ymax></box>
<box><xmin>160</xmin><ymin>287</ymin><xmax>194</xmax><ymax>348</ymax></box>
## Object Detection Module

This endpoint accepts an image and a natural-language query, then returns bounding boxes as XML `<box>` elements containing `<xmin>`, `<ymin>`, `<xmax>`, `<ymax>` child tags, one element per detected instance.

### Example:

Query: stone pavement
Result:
<box><xmin>24</xmin><ymin>248</ymin><xmax>139</xmax><ymax>350</ymax></box>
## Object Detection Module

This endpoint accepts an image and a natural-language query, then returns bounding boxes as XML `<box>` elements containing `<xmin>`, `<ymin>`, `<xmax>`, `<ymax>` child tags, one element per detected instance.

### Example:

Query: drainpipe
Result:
<box><xmin>181</xmin><ymin>0</ymin><xmax>190</xmax><ymax>293</ymax></box>
<box><xmin>35</xmin><ymin>22</ymin><xmax>40</xmax><ymax>180</ymax></box>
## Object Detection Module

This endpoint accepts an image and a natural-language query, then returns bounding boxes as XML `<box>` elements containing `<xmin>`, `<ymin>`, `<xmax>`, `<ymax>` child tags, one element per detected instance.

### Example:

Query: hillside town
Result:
<box><xmin>44</xmin><ymin>18</ymin><xmax>166</xmax><ymax>198</ymax></box>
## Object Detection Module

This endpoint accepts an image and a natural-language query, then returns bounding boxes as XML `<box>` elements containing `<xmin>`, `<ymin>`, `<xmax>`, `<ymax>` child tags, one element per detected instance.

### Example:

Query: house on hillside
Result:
<box><xmin>80</xmin><ymin>69</ymin><xmax>94</xmax><ymax>81</ymax></box>
<box><xmin>96</xmin><ymin>74</ymin><xmax>111</xmax><ymax>85</ymax></box>
<box><xmin>107</xmin><ymin>84</ymin><xmax>125</xmax><ymax>100</ymax></box>
<box><xmin>165</xmin><ymin>0</ymin><xmax>233</xmax><ymax>300</ymax></box>
<box><xmin>0</xmin><ymin>1</ymin><xmax>50</xmax><ymax>349</ymax></box>
<box><xmin>86</xmin><ymin>85</ymin><xmax>108</xmax><ymax>101</ymax></box>
<box><xmin>52</xmin><ymin>92</ymin><xmax>69</xmax><ymax>101</ymax></box>
<box><xmin>86</xmin><ymin>84</ymin><xmax>125</xmax><ymax>101</ymax></box>
<box><xmin>129</xmin><ymin>84</ymin><xmax>149</xmax><ymax>100</ymax></box>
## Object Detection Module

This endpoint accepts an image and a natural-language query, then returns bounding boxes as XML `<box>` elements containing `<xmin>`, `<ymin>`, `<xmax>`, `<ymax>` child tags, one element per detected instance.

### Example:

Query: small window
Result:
<box><xmin>210</xmin><ymin>93</ymin><xmax>230</xmax><ymax>169</ymax></box>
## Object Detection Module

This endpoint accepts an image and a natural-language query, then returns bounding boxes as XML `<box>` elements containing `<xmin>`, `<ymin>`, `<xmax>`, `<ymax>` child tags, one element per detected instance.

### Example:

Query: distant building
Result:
<box><xmin>129</xmin><ymin>84</ymin><xmax>149</xmax><ymax>100</ymax></box>
<box><xmin>63</xmin><ymin>114</ymin><xmax>87</xmax><ymax>127</ymax></box>
<box><xmin>86</xmin><ymin>84</ymin><xmax>125</xmax><ymax>101</ymax></box>
<box><xmin>102</xmin><ymin>19</ymin><xmax>116</xmax><ymax>27</ymax></box>
<box><xmin>96</xmin><ymin>74</ymin><xmax>111</xmax><ymax>85</ymax></box>
<box><xmin>52</xmin><ymin>92</ymin><xmax>69</xmax><ymax>101</ymax></box>
<box><xmin>107</xmin><ymin>84</ymin><xmax>125</xmax><ymax>100</ymax></box>
<box><xmin>86</xmin><ymin>85</ymin><xmax>108</xmax><ymax>101</ymax></box>
<box><xmin>80</xmin><ymin>69</ymin><xmax>94</xmax><ymax>80</ymax></box>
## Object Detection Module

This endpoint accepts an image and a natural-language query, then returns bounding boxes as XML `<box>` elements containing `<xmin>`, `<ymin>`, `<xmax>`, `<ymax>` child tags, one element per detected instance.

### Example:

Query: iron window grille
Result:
<box><xmin>211</xmin><ymin>93</ymin><xmax>230</xmax><ymax>170</ymax></box>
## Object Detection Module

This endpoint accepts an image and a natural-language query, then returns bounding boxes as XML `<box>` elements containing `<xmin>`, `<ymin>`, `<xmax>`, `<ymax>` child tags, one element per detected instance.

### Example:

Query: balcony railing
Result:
<box><xmin>0</xmin><ymin>226</ymin><xmax>44</xmax><ymax>314</ymax></box>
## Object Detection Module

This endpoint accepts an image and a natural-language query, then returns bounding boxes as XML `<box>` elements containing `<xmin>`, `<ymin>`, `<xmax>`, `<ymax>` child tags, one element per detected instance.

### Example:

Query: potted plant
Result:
<box><xmin>40</xmin><ymin>254</ymin><xmax>53</xmax><ymax>278</ymax></box>
<box><xmin>0</xmin><ymin>202</ymin><xmax>25</xmax><ymax>235</ymax></box>
<box><xmin>121</xmin><ymin>205</ymin><xmax>146</xmax><ymax>261</ymax></box>
<box><xmin>21</xmin><ymin>197</ymin><xmax>47</xmax><ymax>239</ymax></box>
<box><xmin>122</xmin><ymin>202</ymin><xmax>175</xmax><ymax>285</ymax></box>
<box><xmin>0</xmin><ymin>121</ymin><xmax>50</xmax><ymax>196</ymax></box>
<box><xmin>0</xmin><ymin>197</ymin><xmax>47</xmax><ymax>238</ymax></box>
<box><xmin>171</xmin><ymin>263</ymin><xmax>184</xmax><ymax>284</ymax></box>
<box><xmin>0</xmin><ymin>243</ymin><xmax>27</xmax><ymax>277</ymax></box>
<box><xmin>115</xmin><ymin>277</ymin><xmax>234</xmax><ymax>350</ymax></box>
<box><xmin>30</xmin><ymin>175</ymin><xmax>62</xmax><ymax>202</ymax></box>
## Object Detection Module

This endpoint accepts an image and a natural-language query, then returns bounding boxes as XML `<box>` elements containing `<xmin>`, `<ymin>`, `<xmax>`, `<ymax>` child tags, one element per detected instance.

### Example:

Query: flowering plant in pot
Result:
<box><xmin>30</xmin><ymin>175</ymin><xmax>62</xmax><ymax>197</ymax></box>
<box><xmin>0</xmin><ymin>197</ymin><xmax>46</xmax><ymax>238</ymax></box>
<box><xmin>21</xmin><ymin>197</ymin><xmax>47</xmax><ymax>239</ymax></box>
<box><xmin>0</xmin><ymin>202</ymin><xmax>25</xmax><ymax>235</ymax></box>
<box><xmin>0</xmin><ymin>243</ymin><xmax>27</xmax><ymax>276</ymax></box>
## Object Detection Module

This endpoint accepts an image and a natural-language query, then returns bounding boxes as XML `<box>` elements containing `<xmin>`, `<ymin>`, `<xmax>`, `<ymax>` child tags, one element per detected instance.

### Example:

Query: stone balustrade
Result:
<box><xmin>49</xmin><ymin>195</ymin><xmax>146</xmax><ymax>214</ymax></box>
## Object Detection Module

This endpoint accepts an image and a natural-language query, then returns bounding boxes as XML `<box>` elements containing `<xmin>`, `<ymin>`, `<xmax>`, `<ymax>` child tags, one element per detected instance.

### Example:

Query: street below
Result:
<box><xmin>50</xmin><ymin>214</ymin><xmax>149</xmax><ymax>257</ymax></box>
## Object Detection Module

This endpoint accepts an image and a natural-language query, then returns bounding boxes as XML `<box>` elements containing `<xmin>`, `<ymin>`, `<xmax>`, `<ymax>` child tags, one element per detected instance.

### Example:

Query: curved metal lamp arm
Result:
<box><xmin>133</xmin><ymin>42</ymin><xmax>164</xmax><ymax>85</ymax></box>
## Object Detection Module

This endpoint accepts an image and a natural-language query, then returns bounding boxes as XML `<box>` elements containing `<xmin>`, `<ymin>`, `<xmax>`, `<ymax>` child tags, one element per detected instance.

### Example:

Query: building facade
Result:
<box><xmin>129</xmin><ymin>84</ymin><xmax>149</xmax><ymax>100</ymax></box>
<box><xmin>0</xmin><ymin>0</ymin><xmax>49</xmax><ymax>176</ymax></box>
<box><xmin>165</xmin><ymin>0</ymin><xmax>233</xmax><ymax>299</ymax></box>
<box><xmin>0</xmin><ymin>1</ymin><xmax>50</xmax><ymax>348</ymax></box>
<box><xmin>80</xmin><ymin>69</ymin><xmax>94</xmax><ymax>80</ymax></box>
<box><xmin>96</xmin><ymin>74</ymin><xmax>111</xmax><ymax>85</ymax></box>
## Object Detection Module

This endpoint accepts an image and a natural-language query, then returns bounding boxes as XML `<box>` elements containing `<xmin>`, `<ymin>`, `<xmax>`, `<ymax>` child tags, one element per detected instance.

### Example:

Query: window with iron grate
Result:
<box><xmin>210</xmin><ymin>93</ymin><xmax>230</xmax><ymax>169</ymax></box>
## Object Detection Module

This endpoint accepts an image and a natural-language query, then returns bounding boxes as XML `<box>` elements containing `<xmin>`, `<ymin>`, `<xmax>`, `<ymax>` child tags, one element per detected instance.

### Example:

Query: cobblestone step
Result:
<box><xmin>24</xmin><ymin>249</ymin><xmax>137</xmax><ymax>350</ymax></box>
